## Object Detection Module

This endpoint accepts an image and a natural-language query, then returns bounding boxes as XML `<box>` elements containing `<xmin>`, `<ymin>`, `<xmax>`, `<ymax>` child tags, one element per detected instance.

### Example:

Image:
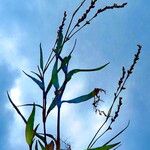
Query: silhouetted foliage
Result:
<box><xmin>7</xmin><ymin>0</ymin><xmax>142</xmax><ymax>150</ymax></box>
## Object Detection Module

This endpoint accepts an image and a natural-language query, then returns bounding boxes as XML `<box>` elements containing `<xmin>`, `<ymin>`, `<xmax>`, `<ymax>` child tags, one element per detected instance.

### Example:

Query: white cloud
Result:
<box><xmin>0</xmin><ymin>23</ymin><xmax>131</xmax><ymax>150</ymax></box>
<box><xmin>0</xmin><ymin>26</ymin><xmax>29</xmax><ymax>70</ymax></box>
<box><xmin>7</xmin><ymin>79</ymin><xmax>26</xmax><ymax>149</ymax></box>
<box><xmin>0</xmin><ymin>26</ymin><xmax>30</xmax><ymax>149</ymax></box>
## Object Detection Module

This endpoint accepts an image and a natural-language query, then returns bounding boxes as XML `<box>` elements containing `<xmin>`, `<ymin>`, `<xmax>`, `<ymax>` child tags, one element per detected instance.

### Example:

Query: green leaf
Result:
<box><xmin>35</xmin><ymin>133</ymin><xmax>45</xmax><ymax>143</ymax></box>
<box><xmin>46</xmin><ymin>81</ymin><xmax>52</xmax><ymax>94</ymax></box>
<box><xmin>47</xmin><ymin>98</ymin><xmax>57</xmax><ymax>115</ymax></box>
<box><xmin>38</xmin><ymin>140</ymin><xmax>46</xmax><ymax>150</ymax></box>
<box><xmin>62</xmin><ymin>88</ymin><xmax>100</xmax><ymax>104</ymax></box>
<box><xmin>23</xmin><ymin>71</ymin><xmax>44</xmax><ymax>90</ymax></box>
<box><xmin>25</xmin><ymin>104</ymin><xmax>36</xmax><ymax>146</ymax></box>
<box><xmin>51</xmin><ymin>61</ymin><xmax>59</xmax><ymax>89</ymax></box>
<box><xmin>87</xmin><ymin>142</ymin><xmax>120</xmax><ymax>150</ymax></box>
<box><xmin>40</xmin><ymin>43</ymin><xmax>44</xmax><ymax>71</ymax></box>
<box><xmin>7</xmin><ymin>92</ymin><xmax>27</xmax><ymax>123</ymax></box>
<box><xmin>31</xmin><ymin>71</ymin><xmax>42</xmax><ymax>80</ymax></box>
<box><xmin>55</xmin><ymin>32</ymin><xmax>63</xmax><ymax>53</ymax></box>
<box><xmin>66</xmin><ymin>63</ymin><xmax>109</xmax><ymax>81</ymax></box>
<box><xmin>18</xmin><ymin>103</ymin><xmax>43</xmax><ymax>109</ymax></box>
<box><xmin>58</xmin><ymin>55</ymin><xmax>71</xmax><ymax>72</ymax></box>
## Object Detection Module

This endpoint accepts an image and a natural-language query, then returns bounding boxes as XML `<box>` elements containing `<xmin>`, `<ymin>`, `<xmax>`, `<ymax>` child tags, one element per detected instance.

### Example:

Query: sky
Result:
<box><xmin>0</xmin><ymin>0</ymin><xmax>149</xmax><ymax>150</ymax></box>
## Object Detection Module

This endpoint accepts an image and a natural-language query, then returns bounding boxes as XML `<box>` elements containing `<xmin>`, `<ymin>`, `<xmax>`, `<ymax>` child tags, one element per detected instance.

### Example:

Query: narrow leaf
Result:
<box><xmin>17</xmin><ymin>103</ymin><xmax>43</xmax><ymax>109</ymax></box>
<box><xmin>103</xmin><ymin>122</ymin><xmax>130</xmax><ymax>146</ymax></box>
<box><xmin>35</xmin><ymin>141</ymin><xmax>38</xmax><ymax>150</ymax></box>
<box><xmin>38</xmin><ymin>140</ymin><xmax>46</xmax><ymax>150</ymax></box>
<box><xmin>47</xmin><ymin>98</ymin><xmax>57</xmax><ymax>116</ymax></box>
<box><xmin>51</xmin><ymin>61</ymin><xmax>59</xmax><ymax>89</ymax></box>
<box><xmin>40</xmin><ymin>43</ymin><xmax>44</xmax><ymax>71</ymax></box>
<box><xmin>67</xmin><ymin>63</ymin><xmax>109</xmax><ymax>81</ymax></box>
<box><xmin>7</xmin><ymin>92</ymin><xmax>27</xmax><ymax>123</ymax></box>
<box><xmin>37</xmin><ymin>133</ymin><xmax>56</xmax><ymax>143</ymax></box>
<box><xmin>46</xmin><ymin>81</ymin><xmax>52</xmax><ymax>94</ymax></box>
<box><xmin>25</xmin><ymin>104</ymin><xmax>36</xmax><ymax>146</ymax></box>
<box><xmin>35</xmin><ymin>133</ymin><xmax>45</xmax><ymax>143</ymax></box>
<box><xmin>23</xmin><ymin>71</ymin><xmax>44</xmax><ymax>90</ymax></box>
<box><xmin>87</xmin><ymin>142</ymin><xmax>120</xmax><ymax>150</ymax></box>
<box><xmin>58</xmin><ymin>55</ymin><xmax>71</xmax><ymax>72</ymax></box>
<box><xmin>31</xmin><ymin>71</ymin><xmax>42</xmax><ymax>80</ymax></box>
<box><xmin>54</xmin><ymin>32</ymin><xmax>63</xmax><ymax>53</ymax></box>
<box><xmin>62</xmin><ymin>88</ymin><xmax>100</xmax><ymax>104</ymax></box>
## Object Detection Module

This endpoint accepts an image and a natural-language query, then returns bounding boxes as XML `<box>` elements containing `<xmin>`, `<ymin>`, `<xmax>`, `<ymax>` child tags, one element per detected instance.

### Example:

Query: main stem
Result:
<box><xmin>56</xmin><ymin>106</ymin><xmax>61</xmax><ymax>150</ymax></box>
<box><xmin>43</xmin><ymin>93</ymin><xmax>47</xmax><ymax>147</ymax></box>
<box><xmin>29</xmin><ymin>145</ymin><xmax>32</xmax><ymax>150</ymax></box>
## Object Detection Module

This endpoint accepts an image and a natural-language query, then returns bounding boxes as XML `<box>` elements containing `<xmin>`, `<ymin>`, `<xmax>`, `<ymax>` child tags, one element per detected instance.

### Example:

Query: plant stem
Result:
<box><xmin>56</xmin><ymin>106</ymin><xmax>61</xmax><ymax>150</ymax></box>
<box><xmin>42</xmin><ymin>71</ymin><xmax>47</xmax><ymax>147</ymax></box>
<box><xmin>29</xmin><ymin>145</ymin><xmax>32</xmax><ymax>150</ymax></box>
<box><xmin>43</xmin><ymin>93</ymin><xmax>47</xmax><ymax>147</ymax></box>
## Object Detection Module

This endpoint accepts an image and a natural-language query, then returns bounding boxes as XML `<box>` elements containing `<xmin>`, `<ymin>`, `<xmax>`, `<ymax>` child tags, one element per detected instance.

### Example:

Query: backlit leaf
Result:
<box><xmin>54</xmin><ymin>32</ymin><xmax>63</xmax><ymax>53</ymax></box>
<box><xmin>38</xmin><ymin>140</ymin><xmax>46</xmax><ymax>150</ymax></box>
<box><xmin>47</xmin><ymin>98</ymin><xmax>57</xmax><ymax>115</ymax></box>
<box><xmin>25</xmin><ymin>104</ymin><xmax>36</xmax><ymax>146</ymax></box>
<box><xmin>46</xmin><ymin>81</ymin><xmax>52</xmax><ymax>94</ymax></box>
<box><xmin>35</xmin><ymin>134</ymin><xmax>45</xmax><ymax>143</ymax></box>
<box><xmin>17</xmin><ymin>103</ymin><xmax>43</xmax><ymax>109</ymax></box>
<box><xmin>23</xmin><ymin>71</ymin><xmax>44</xmax><ymax>90</ymax></box>
<box><xmin>51</xmin><ymin>61</ymin><xmax>59</xmax><ymax>89</ymax></box>
<box><xmin>62</xmin><ymin>88</ymin><xmax>100</xmax><ymax>104</ymax></box>
<box><xmin>66</xmin><ymin>63</ymin><xmax>109</xmax><ymax>81</ymax></box>
<box><xmin>40</xmin><ymin>43</ymin><xmax>44</xmax><ymax>71</ymax></box>
<box><xmin>58</xmin><ymin>55</ymin><xmax>71</xmax><ymax>72</ymax></box>
<box><xmin>7</xmin><ymin>92</ymin><xmax>27</xmax><ymax>123</ymax></box>
<box><xmin>87</xmin><ymin>142</ymin><xmax>120</xmax><ymax>150</ymax></box>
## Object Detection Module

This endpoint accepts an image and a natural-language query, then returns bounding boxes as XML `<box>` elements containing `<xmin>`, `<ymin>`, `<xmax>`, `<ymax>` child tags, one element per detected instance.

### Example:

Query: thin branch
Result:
<box><xmin>90</xmin><ymin>98</ymin><xmax>123</xmax><ymax>148</ymax></box>
<box><xmin>88</xmin><ymin>45</ymin><xmax>142</xmax><ymax>148</ymax></box>
<box><xmin>64</xmin><ymin>0</ymin><xmax>87</xmax><ymax>41</ymax></box>
<box><xmin>69</xmin><ymin>3</ymin><xmax>127</xmax><ymax>39</ymax></box>
<box><xmin>44</xmin><ymin>50</ymin><xmax>54</xmax><ymax>73</ymax></box>
<box><xmin>103</xmin><ymin>121</ymin><xmax>130</xmax><ymax>146</ymax></box>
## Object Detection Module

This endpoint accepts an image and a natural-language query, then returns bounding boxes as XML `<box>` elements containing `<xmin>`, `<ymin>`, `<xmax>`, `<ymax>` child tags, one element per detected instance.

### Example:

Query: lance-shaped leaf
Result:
<box><xmin>38</xmin><ymin>140</ymin><xmax>46</xmax><ymax>150</ymax></box>
<box><xmin>35</xmin><ymin>141</ymin><xmax>38</xmax><ymax>150</ymax></box>
<box><xmin>47</xmin><ymin>98</ymin><xmax>57</xmax><ymax>116</ymax></box>
<box><xmin>66</xmin><ymin>62</ymin><xmax>109</xmax><ymax>81</ymax></box>
<box><xmin>31</xmin><ymin>71</ymin><xmax>43</xmax><ymax>80</ymax></box>
<box><xmin>25</xmin><ymin>104</ymin><xmax>36</xmax><ymax>146</ymax></box>
<box><xmin>46</xmin><ymin>141</ymin><xmax>54</xmax><ymax>150</ymax></box>
<box><xmin>51</xmin><ymin>61</ymin><xmax>59</xmax><ymax>89</ymax></box>
<box><xmin>54</xmin><ymin>32</ymin><xmax>63</xmax><ymax>53</ymax></box>
<box><xmin>46</xmin><ymin>80</ymin><xmax>52</xmax><ymax>94</ymax></box>
<box><xmin>35</xmin><ymin>133</ymin><xmax>45</xmax><ymax>143</ymax></box>
<box><xmin>17</xmin><ymin>103</ymin><xmax>43</xmax><ymax>109</ymax></box>
<box><xmin>62</xmin><ymin>88</ymin><xmax>101</xmax><ymax>104</ymax></box>
<box><xmin>58</xmin><ymin>55</ymin><xmax>71</xmax><ymax>72</ymax></box>
<box><xmin>40</xmin><ymin>43</ymin><xmax>44</xmax><ymax>71</ymax></box>
<box><xmin>7</xmin><ymin>92</ymin><xmax>27</xmax><ymax>123</ymax></box>
<box><xmin>36</xmin><ymin>133</ymin><xmax>56</xmax><ymax>144</ymax></box>
<box><xmin>87</xmin><ymin>142</ymin><xmax>120</xmax><ymax>150</ymax></box>
<box><xmin>23</xmin><ymin>71</ymin><xmax>44</xmax><ymax>90</ymax></box>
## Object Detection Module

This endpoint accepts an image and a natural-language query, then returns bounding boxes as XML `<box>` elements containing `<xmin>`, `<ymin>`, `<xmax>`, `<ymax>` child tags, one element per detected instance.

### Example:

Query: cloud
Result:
<box><xmin>0</xmin><ymin>25</ymin><xmax>30</xmax><ymax>150</ymax></box>
<box><xmin>0</xmin><ymin>27</ymin><xmax>29</xmax><ymax>70</ymax></box>
<box><xmin>0</xmin><ymin>62</ymin><xmax>19</xmax><ymax>150</ymax></box>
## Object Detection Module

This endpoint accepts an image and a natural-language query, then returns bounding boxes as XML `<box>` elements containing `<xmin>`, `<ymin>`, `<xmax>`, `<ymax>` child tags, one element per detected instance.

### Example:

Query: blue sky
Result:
<box><xmin>0</xmin><ymin>0</ymin><xmax>149</xmax><ymax>149</ymax></box>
